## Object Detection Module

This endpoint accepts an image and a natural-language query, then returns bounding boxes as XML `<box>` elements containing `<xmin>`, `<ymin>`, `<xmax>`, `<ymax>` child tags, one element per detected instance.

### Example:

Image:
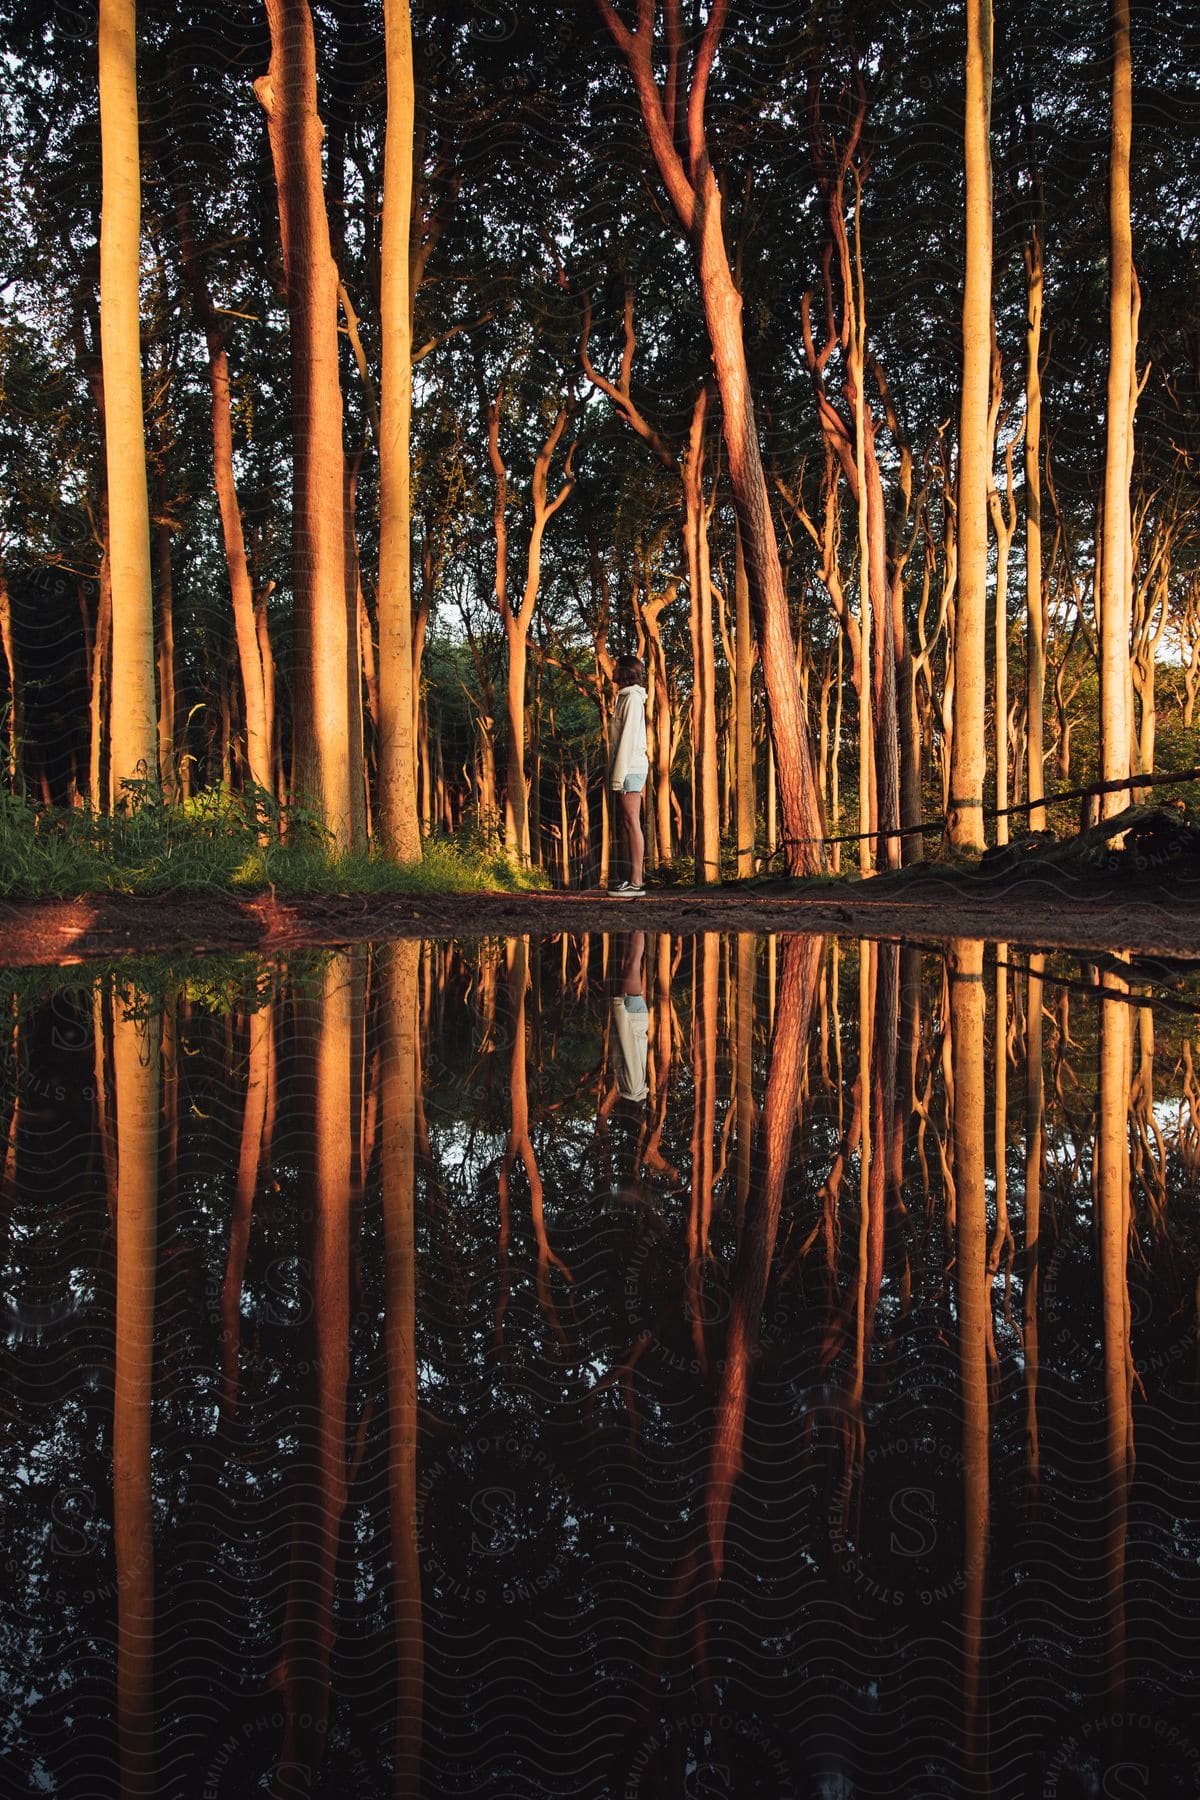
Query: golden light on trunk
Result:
<box><xmin>948</xmin><ymin>0</ymin><xmax>994</xmax><ymax>850</ymax></box>
<box><xmin>1023</xmin><ymin>216</ymin><xmax>1046</xmax><ymax>830</ymax></box>
<box><xmin>733</xmin><ymin>523</ymin><xmax>755</xmax><ymax>878</ymax></box>
<box><xmin>684</xmin><ymin>386</ymin><xmax>720</xmax><ymax>884</ymax></box>
<box><xmin>98</xmin><ymin>0</ymin><xmax>158</xmax><ymax>801</ymax></box>
<box><xmin>377</xmin><ymin>0</ymin><xmax>421</xmax><ymax>860</ymax></box>
<box><xmin>167</xmin><ymin>163</ymin><xmax>273</xmax><ymax>803</ymax></box>
<box><xmin>594</xmin><ymin>0</ymin><xmax>825</xmax><ymax>873</ymax></box>
<box><xmin>1099</xmin><ymin>0</ymin><xmax>1136</xmax><ymax>819</ymax></box>
<box><xmin>255</xmin><ymin>0</ymin><xmax>354</xmax><ymax>847</ymax></box>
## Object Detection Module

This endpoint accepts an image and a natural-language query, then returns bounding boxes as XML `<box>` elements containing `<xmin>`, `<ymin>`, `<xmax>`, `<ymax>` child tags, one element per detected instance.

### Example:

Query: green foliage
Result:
<box><xmin>0</xmin><ymin>792</ymin><xmax>547</xmax><ymax>901</ymax></box>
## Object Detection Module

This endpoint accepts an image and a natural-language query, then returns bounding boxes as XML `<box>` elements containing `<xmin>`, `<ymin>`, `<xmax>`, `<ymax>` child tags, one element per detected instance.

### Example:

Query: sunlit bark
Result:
<box><xmin>683</xmin><ymin>385</ymin><xmax>720</xmax><ymax>883</ymax></box>
<box><xmin>1098</xmin><ymin>0</ymin><xmax>1136</xmax><ymax>819</ymax></box>
<box><xmin>0</xmin><ymin>565</ymin><xmax>22</xmax><ymax>793</ymax></box>
<box><xmin>594</xmin><ymin>0</ymin><xmax>825</xmax><ymax>873</ymax></box>
<box><xmin>255</xmin><ymin>0</ymin><xmax>354</xmax><ymax>845</ymax></box>
<box><xmin>377</xmin><ymin>0</ymin><xmax>421</xmax><ymax>860</ymax></box>
<box><xmin>1023</xmin><ymin>211</ymin><xmax>1046</xmax><ymax>829</ymax></box>
<box><xmin>99</xmin><ymin>0</ymin><xmax>157</xmax><ymax>799</ymax></box>
<box><xmin>733</xmin><ymin>520</ymin><xmax>755</xmax><ymax>877</ymax></box>
<box><xmin>170</xmin><ymin>181</ymin><xmax>272</xmax><ymax>800</ymax></box>
<box><xmin>948</xmin><ymin>0</ymin><xmax>994</xmax><ymax>849</ymax></box>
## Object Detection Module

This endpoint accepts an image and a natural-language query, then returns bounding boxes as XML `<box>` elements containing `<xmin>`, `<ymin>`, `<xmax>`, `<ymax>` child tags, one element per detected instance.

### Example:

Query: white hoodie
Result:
<box><xmin>607</xmin><ymin>684</ymin><xmax>650</xmax><ymax>791</ymax></box>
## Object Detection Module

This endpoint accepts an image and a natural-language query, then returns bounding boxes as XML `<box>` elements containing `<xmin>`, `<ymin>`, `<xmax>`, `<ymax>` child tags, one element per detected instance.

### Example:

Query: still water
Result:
<box><xmin>1</xmin><ymin>932</ymin><xmax>1198</xmax><ymax>1798</ymax></box>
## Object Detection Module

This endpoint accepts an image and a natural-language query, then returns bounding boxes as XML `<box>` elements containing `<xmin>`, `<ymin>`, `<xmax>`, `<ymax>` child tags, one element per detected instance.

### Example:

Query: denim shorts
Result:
<box><xmin>619</xmin><ymin>772</ymin><xmax>647</xmax><ymax>793</ymax></box>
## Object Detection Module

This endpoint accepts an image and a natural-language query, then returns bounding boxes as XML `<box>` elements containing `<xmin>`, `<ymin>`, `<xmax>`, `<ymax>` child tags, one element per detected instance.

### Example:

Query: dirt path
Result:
<box><xmin>1</xmin><ymin>867</ymin><xmax>1197</xmax><ymax>966</ymax></box>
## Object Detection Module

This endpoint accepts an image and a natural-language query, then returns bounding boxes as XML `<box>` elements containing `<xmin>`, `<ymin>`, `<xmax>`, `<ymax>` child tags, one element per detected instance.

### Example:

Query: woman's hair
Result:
<box><xmin>614</xmin><ymin>655</ymin><xmax>646</xmax><ymax>687</ymax></box>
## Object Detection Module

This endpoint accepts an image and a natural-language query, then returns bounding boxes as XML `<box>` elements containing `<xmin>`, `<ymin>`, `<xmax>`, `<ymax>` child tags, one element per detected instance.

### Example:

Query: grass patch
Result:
<box><xmin>0</xmin><ymin>792</ymin><xmax>548</xmax><ymax>901</ymax></box>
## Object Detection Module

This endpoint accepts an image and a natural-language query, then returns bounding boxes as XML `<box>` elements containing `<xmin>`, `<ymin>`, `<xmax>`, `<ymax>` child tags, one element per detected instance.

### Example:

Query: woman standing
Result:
<box><xmin>606</xmin><ymin>655</ymin><xmax>650</xmax><ymax>896</ymax></box>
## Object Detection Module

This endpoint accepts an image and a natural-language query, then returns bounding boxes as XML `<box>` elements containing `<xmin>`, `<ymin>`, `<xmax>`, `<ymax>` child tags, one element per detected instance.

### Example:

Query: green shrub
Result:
<box><xmin>0</xmin><ymin>792</ymin><xmax>548</xmax><ymax>900</ymax></box>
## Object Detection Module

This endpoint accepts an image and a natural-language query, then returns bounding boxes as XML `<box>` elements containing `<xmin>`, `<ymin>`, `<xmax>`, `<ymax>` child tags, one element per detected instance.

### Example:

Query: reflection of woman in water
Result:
<box><xmin>609</xmin><ymin>930</ymin><xmax>649</xmax><ymax>1106</ymax></box>
<box><xmin>606</xmin><ymin>656</ymin><xmax>650</xmax><ymax>896</ymax></box>
<box><xmin>606</xmin><ymin>931</ymin><xmax>650</xmax><ymax>1202</ymax></box>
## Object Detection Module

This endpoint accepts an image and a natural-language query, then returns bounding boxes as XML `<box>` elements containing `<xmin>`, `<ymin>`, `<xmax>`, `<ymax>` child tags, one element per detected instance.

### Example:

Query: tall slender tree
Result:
<box><xmin>98</xmin><ymin>0</ymin><xmax>158</xmax><ymax>801</ymax></box>
<box><xmin>168</xmin><ymin>174</ymin><xmax>273</xmax><ymax>801</ymax></box>
<box><xmin>255</xmin><ymin>0</ymin><xmax>355</xmax><ymax>847</ymax></box>
<box><xmin>1022</xmin><ymin>155</ymin><xmax>1047</xmax><ymax>829</ymax></box>
<box><xmin>948</xmin><ymin>0</ymin><xmax>994</xmax><ymax>849</ymax></box>
<box><xmin>594</xmin><ymin>0</ymin><xmax>825</xmax><ymax>874</ymax></box>
<box><xmin>1098</xmin><ymin>0</ymin><xmax>1136</xmax><ymax>819</ymax></box>
<box><xmin>377</xmin><ymin>0</ymin><xmax>422</xmax><ymax>860</ymax></box>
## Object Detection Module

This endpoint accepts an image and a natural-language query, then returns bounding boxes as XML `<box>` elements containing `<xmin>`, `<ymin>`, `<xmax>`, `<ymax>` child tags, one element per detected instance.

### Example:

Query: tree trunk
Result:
<box><xmin>684</xmin><ymin>385</ymin><xmax>720</xmax><ymax>883</ymax></box>
<box><xmin>99</xmin><ymin>0</ymin><xmax>157</xmax><ymax>800</ymax></box>
<box><xmin>643</xmin><ymin>599</ymin><xmax>674</xmax><ymax>865</ymax></box>
<box><xmin>505</xmin><ymin>624</ymin><xmax>529</xmax><ymax>862</ymax></box>
<box><xmin>734</xmin><ymin>519</ymin><xmax>755</xmax><ymax>877</ymax></box>
<box><xmin>594</xmin><ymin>3</ymin><xmax>824</xmax><ymax>873</ymax></box>
<box><xmin>171</xmin><ymin>189</ymin><xmax>272</xmax><ymax>801</ymax></box>
<box><xmin>695</xmin><ymin>196</ymin><xmax>824</xmax><ymax>872</ymax></box>
<box><xmin>852</xmin><ymin>331</ymin><xmax>874</xmax><ymax>874</ymax></box>
<box><xmin>852</xmin><ymin>362</ymin><xmax>899</xmax><ymax>869</ymax></box>
<box><xmin>152</xmin><ymin>499</ymin><xmax>177</xmax><ymax>801</ymax></box>
<box><xmin>987</xmin><ymin>360</ymin><xmax>1020</xmax><ymax>848</ymax></box>
<box><xmin>487</xmin><ymin>396</ymin><xmax>574</xmax><ymax>866</ymax></box>
<box><xmin>0</xmin><ymin>567</ymin><xmax>23</xmax><ymax>794</ymax></box>
<box><xmin>948</xmin><ymin>0</ymin><xmax>994</xmax><ymax>849</ymax></box>
<box><xmin>419</xmin><ymin>693</ymin><xmax>433</xmax><ymax>836</ymax></box>
<box><xmin>1024</xmin><ymin>217</ymin><xmax>1046</xmax><ymax>829</ymax></box>
<box><xmin>377</xmin><ymin>0</ymin><xmax>421</xmax><ymax>859</ymax></box>
<box><xmin>255</xmin><ymin>0</ymin><xmax>354</xmax><ymax>846</ymax></box>
<box><xmin>92</xmin><ymin>546</ymin><xmax>113</xmax><ymax>810</ymax></box>
<box><xmin>1099</xmin><ymin>0</ymin><xmax>1136</xmax><ymax>820</ymax></box>
<box><xmin>343</xmin><ymin>450</ymin><xmax>368</xmax><ymax>846</ymax></box>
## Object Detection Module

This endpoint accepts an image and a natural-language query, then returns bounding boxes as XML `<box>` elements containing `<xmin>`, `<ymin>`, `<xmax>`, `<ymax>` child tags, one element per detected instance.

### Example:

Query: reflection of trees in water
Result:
<box><xmin>113</xmin><ymin>980</ymin><xmax>158</xmax><ymax>1799</ymax></box>
<box><xmin>0</xmin><ymin>937</ymin><xmax>1196</xmax><ymax>1795</ymax></box>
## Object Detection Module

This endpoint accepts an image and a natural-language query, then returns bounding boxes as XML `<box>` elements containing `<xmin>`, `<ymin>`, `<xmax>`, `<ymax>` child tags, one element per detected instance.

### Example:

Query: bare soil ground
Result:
<box><xmin>1</xmin><ymin>864</ymin><xmax>1198</xmax><ymax>966</ymax></box>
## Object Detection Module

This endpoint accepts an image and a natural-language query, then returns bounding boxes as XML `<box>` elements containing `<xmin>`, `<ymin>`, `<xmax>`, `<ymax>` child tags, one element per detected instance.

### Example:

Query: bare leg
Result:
<box><xmin>619</xmin><ymin>791</ymin><xmax>645</xmax><ymax>886</ymax></box>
